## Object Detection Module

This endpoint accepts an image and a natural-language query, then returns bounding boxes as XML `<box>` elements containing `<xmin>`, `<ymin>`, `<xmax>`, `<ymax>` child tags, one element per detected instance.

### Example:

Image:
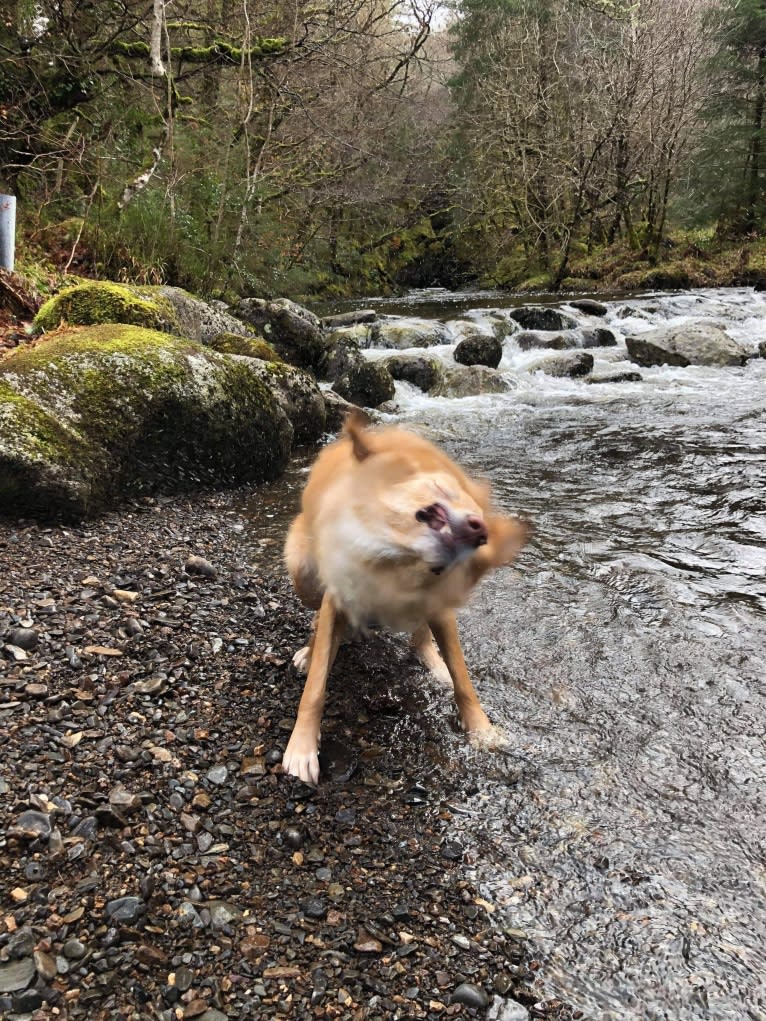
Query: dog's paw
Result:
<box><xmin>466</xmin><ymin>722</ymin><xmax>510</xmax><ymax>753</ymax></box>
<box><xmin>292</xmin><ymin>646</ymin><xmax>311</xmax><ymax>675</ymax></box>
<box><xmin>282</xmin><ymin>735</ymin><xmax>321</xmax><ymax>786</ymax></box>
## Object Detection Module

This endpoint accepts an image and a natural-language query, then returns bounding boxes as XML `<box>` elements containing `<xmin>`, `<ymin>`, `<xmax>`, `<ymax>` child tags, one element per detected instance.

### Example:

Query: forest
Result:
<box><xmin>3</xmin><ymin>0</ymin><xmax>766</xmax><ymax>300</ymax></box>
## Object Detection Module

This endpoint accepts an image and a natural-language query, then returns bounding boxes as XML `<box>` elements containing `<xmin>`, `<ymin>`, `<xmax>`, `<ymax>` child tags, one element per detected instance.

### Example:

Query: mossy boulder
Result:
<box><xmin>211</xmin><ymin>332</ymin><xmax>282</xmax><ymax>361</ymax></box>
<box><xmin>0</xmin><ymin>325</ymin><xmax>293</xmax><ymax>520</ymax></box>
<box><xmin>332</xmin><ymin>361</ymin><xmax>396</xmax><ymax>408</ymax></box>
<box><xmin>243</xmin><ymin>359</ymin><xmax>326</xmax><ymax>445</ymax></box>
<box><xmin>33</xmin><ymin>282</ymin><xmax>252</xmax><ymax>346</ymax></box>
<box><xmin>234</xmin><ymin>298</ymin><xmax>327</xmax><ymax>372</ymax></box>
<box><xmin>34</xmin><ymin>282</ymin><xmax>177</xmax><ymax>334</ymax></box>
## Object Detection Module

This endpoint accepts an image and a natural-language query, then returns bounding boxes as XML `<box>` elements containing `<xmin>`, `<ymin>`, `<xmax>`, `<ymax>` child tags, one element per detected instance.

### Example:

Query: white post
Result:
<box><xmin>0</xmin><ymin>195</ymin><xmax>16</xmax><ymax>272</ymax></box>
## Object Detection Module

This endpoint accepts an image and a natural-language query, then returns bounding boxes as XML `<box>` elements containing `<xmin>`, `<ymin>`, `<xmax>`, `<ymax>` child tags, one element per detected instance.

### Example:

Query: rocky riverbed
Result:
<box><xmin>0</xmin><ymin>490</ymin><xmax>577</xmax><ymax>1021</ymax></box>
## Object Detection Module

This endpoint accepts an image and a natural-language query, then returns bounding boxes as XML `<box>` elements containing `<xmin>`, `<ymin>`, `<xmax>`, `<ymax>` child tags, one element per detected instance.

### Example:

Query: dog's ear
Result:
<box><xmin>344</xmin><ymin>408</ymin><xmax>374</xmax><ymax>461</ymax></box>
<box><xmin>471</xmin><ymin>515</ymin><xmax>531</xmax><ymax>583</ymax></box>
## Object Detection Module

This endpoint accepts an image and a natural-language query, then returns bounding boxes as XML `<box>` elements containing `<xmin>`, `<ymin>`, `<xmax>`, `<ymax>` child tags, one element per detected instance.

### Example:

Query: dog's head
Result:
<box><xmin>344</xmin><ymin>410</ymin><xmax>530</xmax><ymax>584</ymax></box>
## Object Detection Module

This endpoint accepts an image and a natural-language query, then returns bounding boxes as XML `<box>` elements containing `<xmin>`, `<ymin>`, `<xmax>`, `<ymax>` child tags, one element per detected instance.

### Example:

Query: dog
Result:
<box><xmin>282</xmin><ymin>410</ymin><xmax>530</xmax><ymax>784</ymax></box>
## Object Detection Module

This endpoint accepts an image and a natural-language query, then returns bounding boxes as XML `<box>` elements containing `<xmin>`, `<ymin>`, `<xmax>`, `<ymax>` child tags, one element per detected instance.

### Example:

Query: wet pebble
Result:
<box><xmin>0</xmin><ymin>957</ymin><xmax>35</xmax><ymax>993</ymax></box>
<box><xmin>7</xmin><ymin>627</ymin><xmax>38</xmax><ymax>650</ymax></box>
<box><xmin>451</xmin><ymin>982</ymin><xmax>490</xmax><ymax>1008</ymax></box>
<box><xmin>185</xmin><ymin>556</ymin><xmax>217</xmax><ymax>579</ymax></box>
<box><xmin>10</xmin><ymin>810</ymin><xmax>52</xmax><ymax>841</ymax></box>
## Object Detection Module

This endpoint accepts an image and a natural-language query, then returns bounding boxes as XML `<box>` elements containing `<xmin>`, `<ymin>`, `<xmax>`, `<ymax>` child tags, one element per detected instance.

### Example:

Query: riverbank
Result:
<box><xmin>0</xmin><ymin>490</ymin><xmax>576</xmax><ymax>1021</ymax></box>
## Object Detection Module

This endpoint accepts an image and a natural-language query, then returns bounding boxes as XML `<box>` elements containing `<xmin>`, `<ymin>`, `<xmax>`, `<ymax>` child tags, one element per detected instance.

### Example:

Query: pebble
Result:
<box><xmin>185</xmin><ymin>556</ymin><xmax>217</xmax><ymax>578</ymax></box>
<box><xmin>0</xmin><ymin>958</ymin><xmax>36</xmax><ymax>993</ymax></box>
<box><xmin>10</xmin><ymin>810</ymin><xmax>52</xmax><ymax>841</ymax></box>
<box><xmin>206</xmin><ymin>765</ymin><xmax>228</xmax><ymax>785</ymax></box>
<box><xmin>106</xmin><ymin>896</ymin><xmax>145</xmax><ymax>924</ymax></box>
<box><xmin>8</xmin><ymin>627</ymin><xmax>38</xmax><ymax>650</ymax></box>
<box><xmin>451</xmin><ymin>982</ymin><xmax>490</xmax><ymax>1009</ymax></box>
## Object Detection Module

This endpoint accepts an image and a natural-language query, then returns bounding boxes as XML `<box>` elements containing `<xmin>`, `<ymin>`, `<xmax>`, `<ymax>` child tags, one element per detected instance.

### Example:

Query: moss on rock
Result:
<box><xmin>211</xmin><ymin>332</ymin><xmax>282</xmax><ymax>361</ymax></box>
<box><xmin>0</xmin><ymin>325</ymin><xmax>294</xmax><ymax>520</ymax></box>
<box><xmin>34</xmin><ymin>282</ymin><xmax>178</xmax><ymax>335</ymax></box>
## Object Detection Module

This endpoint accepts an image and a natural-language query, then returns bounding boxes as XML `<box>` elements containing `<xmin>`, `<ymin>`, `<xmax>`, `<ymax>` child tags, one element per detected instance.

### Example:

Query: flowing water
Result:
<box><xmin>261</xmin><ymin>288</ymin><xmax>766</xmax><ymax>1020</ymax></box>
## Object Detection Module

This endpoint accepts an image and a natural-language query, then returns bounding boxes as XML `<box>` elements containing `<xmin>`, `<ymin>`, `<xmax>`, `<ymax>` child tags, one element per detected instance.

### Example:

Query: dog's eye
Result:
<box><xmin>415</xmin><ymin>509</ymin><xmax>429</xmax><ymax>523</ymax></box>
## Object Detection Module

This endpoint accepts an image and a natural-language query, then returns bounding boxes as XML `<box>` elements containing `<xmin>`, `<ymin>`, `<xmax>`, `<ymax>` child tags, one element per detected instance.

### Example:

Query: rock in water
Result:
<box><xmin>626</xmin><ymin>321</ymin><xmax>747</xmax><ymax>367</ymax></box>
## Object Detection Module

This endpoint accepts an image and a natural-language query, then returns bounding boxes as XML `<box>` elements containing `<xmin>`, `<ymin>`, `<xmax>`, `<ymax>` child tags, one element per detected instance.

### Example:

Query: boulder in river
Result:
<box><xmin>331</xmin><ymin>360</ymin><xmax>396</xmax><ymax>408</ymax></box>
<box><xmin>454</xmin><ymin>333</ymin><xmax>502</xmax><ymax>369</ymax></box>
<box><xmin>369</xmin><ymin>317</ymin><xmax>450</xmax><ymax>350</ymax></box>
<box><xmin>529</xmin><ymin>350</ymin><xmax>594</xmax><ymax>378</ymax></box>
<box><xmin>322</xmin><ymin>309</ymin><xmax>377</xmax><ymax>328</ymax></box>
<box><xmin>581</xmin><ymin>327</ymin><xmax>617</xmax><ymax>348</ymax></box>
<box><xmin>0</xmin><ymin>325</ymin><xmax>299</xmax><ymax>520</ymax></box>
<box><xmin>433</xmin><ymin>365</ymin><xmax>514</xmax><ymax>398</ymax></box>
<box><xmin>510</xmin><ymin>305</ymin><xmax>579</xmax><ymax>332</ymax></box>
<box><xmin>515</xmin><ymin>331</ymin><xmax>579</xmax><ymax>351</ymax></box>
<box><xmin>626</xmin><ymin>322</ymin><xmax>748</xmax><ymax>367</ymax></box>
<box><xmin>568</xmin><ymin>298</ymin><xmax>608</xmax><ymax>317</ymax></box>
<box><xmin>383</xmin><ymin>353</ymin><xmax>444</xmax><ymax>393</ymax></box>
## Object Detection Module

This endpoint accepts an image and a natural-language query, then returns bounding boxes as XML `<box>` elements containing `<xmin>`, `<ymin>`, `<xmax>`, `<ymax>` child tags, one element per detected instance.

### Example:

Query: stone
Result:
<box><xmin>454</xmin><ymin>333</ymin><xmax>502</xmax><ymax>369</ymax></box>
<box><xmin>0</xmin><ymin>326</ymin><xmax>293</xmax><ymax>521</ymax></box>
<box><xmin>568</xmin><ymin>298</ymin><xmax>608</xmax><ymax>316</ymax></box>
<box><xmin>0</xmin><ymin>958</ymin><xmax>35</xmax><ymax>993</ymax></box>
<box><xmin>332</xmin><ymin>361</ymin><xmax>395</xmax><ymax>408</ymax></box>
<box><xmin>529</xmin><ymin>350</ymin><xmax>594</xmax><ymax>378</ymax></box>
<box><xmin>9</xmin><ymin>810</ymin><xmax>52</xmax><ymax>841</ymax></box>
<box><xmin>588</xmin><ymin>371</ymin><xmax>643</xmax><ymax>384</ymax></box>
<box><xmin>451</xmin><ymin>982</ymin><xmax>489</xmax><ymax>1009</ymax></box>
<box><xmin>515</xmin><ymin>331</ymin><xmax>578</xmax><ymax>351</ymax></box>
<box><xmin>369</xmin><ymin>317</ymin><xmax>450</xmax><ymax>349</ymax></box>
<box><xmin>7</xmin><ymin>627</ymin><xmax>39</xmax><ymax>650</ymax></box>
<box><xmin>581</xmin><ymin>327</ymin><xmax>617</xmax><ymax>348</ymax></box>
<box><xmin>383</xmin><ymin>354</ymin><xmax>443</xmax><ymax>392</ymax></box>
<box><xmin>322</xmin><ymin>310</ymin><xmax>377</xmax><ymax>328</ymax></box>
<box><xmin>106</xmin><ymin>896</ymin><xmax>145</xmax><ymax>924</ymax></box>
<box><xmin>509</xmin><ymin>305</ymin><xmax>579</xmax><ymax>331</ymax></box>
<box><xmin>626</xmin><ymin>321</ymin><xmax>748</xmax><ymax>367</ymax></box>
<box><xmin>434</xmin><ymin>365</ymin><xmax>514</xmax><ymax>398</ymax></box>
<box><xmin>234</xmin><ymin>297</ymin><xmax>327</xmax><ymax>371</ymax></box>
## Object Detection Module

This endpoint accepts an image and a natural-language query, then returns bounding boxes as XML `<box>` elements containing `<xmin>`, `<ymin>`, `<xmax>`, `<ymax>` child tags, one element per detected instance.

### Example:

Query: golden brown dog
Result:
<box><xmin>282</xmin><ymin>411</ymin><xmax>530</xmax><ymax>784</ymax></box>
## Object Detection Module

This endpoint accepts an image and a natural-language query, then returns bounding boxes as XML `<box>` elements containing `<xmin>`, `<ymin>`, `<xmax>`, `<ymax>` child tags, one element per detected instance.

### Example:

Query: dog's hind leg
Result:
<box><xmin>410</xmin><ymin>624</ymin><xmax>452</xmax><ymax>689</ymax></box>
<box><xmin>283</xmin><ymin>593</ymin><xmax>346</xmax><ymax>785</ymax></box>
<box><xmin>428</xmin><ymin>611</ymin><xmax>509</xmax><ymax>751</ymax></box>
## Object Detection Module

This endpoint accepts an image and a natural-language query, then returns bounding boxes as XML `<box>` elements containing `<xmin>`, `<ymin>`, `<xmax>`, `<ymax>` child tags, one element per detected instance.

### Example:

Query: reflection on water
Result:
<box><xmin>247</xmin><ymin>288</ymin><xmax>766</xmax><ymax>1020</ymax></box>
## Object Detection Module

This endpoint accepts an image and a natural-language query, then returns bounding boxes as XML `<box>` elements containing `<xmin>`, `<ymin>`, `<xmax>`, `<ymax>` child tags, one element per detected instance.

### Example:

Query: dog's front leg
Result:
<box><xmin>283</xmin><ymin>593</ymin><xmax>346</xmax><ymax>785</ymax></box>
<box><xmin>428</xmin><ymin>611</ymin><xmax>509</xmax><ymax>751</ymax></box>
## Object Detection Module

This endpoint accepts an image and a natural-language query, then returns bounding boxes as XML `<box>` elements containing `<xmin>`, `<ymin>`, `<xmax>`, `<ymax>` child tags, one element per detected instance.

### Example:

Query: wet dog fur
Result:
<box><xmin>282</xmin><ymin>411</ymin><xmax>530</xmax><ymax>784</ymax></box>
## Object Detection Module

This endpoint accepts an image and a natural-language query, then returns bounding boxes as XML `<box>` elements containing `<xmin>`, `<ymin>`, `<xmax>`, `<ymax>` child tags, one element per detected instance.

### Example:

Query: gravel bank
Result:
<box><xmin>0</xmin><ymin>490</ymin><xmax>576</xmax><ymax>1021</ymax></box>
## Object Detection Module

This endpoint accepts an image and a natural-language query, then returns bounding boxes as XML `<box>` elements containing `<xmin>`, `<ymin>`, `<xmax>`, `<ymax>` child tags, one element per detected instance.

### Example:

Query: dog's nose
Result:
<box><xmin>463</xmin><ymin>514</ymin><xmax>488</xmax><ymax>547</ymax></box>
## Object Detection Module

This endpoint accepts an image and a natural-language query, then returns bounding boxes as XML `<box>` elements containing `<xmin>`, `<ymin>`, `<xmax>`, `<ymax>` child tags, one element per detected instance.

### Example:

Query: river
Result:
<box><xmin>258</xmin><ymin>288</ymin><xmax>766</xmax><ymax>1020</ymax></box>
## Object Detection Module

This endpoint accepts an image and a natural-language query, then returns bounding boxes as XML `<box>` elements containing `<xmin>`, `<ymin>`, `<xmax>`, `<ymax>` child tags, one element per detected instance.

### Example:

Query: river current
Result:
<box><xmin>265</xmin><ymin>288</ymin><xmax>766</xmax><ymax>1020</ymax></box>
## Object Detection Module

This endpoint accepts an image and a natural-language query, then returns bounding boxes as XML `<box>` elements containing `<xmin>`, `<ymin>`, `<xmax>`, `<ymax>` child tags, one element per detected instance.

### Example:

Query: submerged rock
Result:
<box><xmin>626</xmin><ymin>321</ymin><xmax>748</xmax><ymax>367</ymax></box>
<box><xmin>581</xmin><ymin>327</ymin><xmax>617</xmax><ymax>348</ymax></box>
<box><xmin>515</xmin><ymin>331</ymin><xmax>578</xmax><ymax>351</ymax></box>
<box><xmin>0</xmin><ymin>325</ymin><xmax>293</xmax><ymax>519</ymax></box>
